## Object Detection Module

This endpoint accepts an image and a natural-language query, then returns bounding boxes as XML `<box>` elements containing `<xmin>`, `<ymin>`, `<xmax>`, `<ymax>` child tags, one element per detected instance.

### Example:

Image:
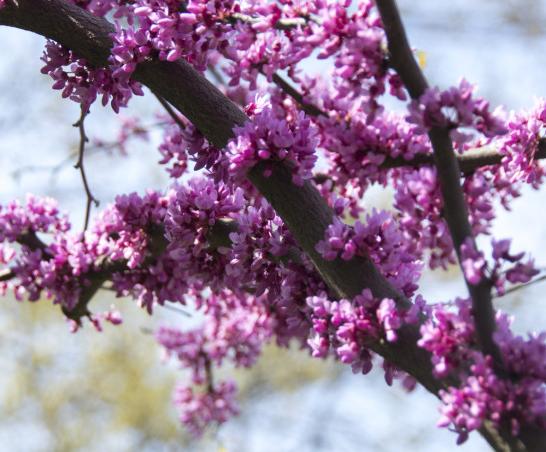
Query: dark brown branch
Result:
<box><xmin>375</xmin><ymin>1</ymin><xmax>546</xmax><ymax>449</ymax></box>
<box><xmin>17</xmin><ymin>231</ymin><xmax>49</xmax><ymax>251</ymax></box>
<box><xmin>376</xmin><ymin>0</ymin><xmax>504</xmax><ymax>371</ymax></box>
<box><xmin>375</xmin><ymin>1</ymin><xmax>428</xmax><ymax>98</ymax></box>
<box><xmin>73</xmin><ymin>106</ymin><xmax>99</xmax><ymax>230</ymax></box>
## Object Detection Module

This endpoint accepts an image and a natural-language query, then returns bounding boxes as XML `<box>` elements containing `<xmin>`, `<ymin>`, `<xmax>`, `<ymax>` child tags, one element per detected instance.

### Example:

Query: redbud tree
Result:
<box><xmin>0</xmin><ymin>1</ymin><xmax>545</xmax><ymax>450</ymax></box>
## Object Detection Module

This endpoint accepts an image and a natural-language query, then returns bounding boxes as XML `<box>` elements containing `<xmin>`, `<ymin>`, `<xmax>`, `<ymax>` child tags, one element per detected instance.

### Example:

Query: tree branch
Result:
<box><xmin>154</xmin><ymin>94</ymin><xmax>186</xmax><ymax>130</ymax></box>
<box><xmin>0</xmin><ymin>0</ymin><xmax>439</xmax><ymax>388</ymax></box>
<box><xmin>376</xmin><ymin>0</ymin><xmax>504</xmax><ymax>373</ymax></box>
<box><xmin>270</xmin><ymin>72</ymin><xmax>546</xmax><ymax>175</ymax></box>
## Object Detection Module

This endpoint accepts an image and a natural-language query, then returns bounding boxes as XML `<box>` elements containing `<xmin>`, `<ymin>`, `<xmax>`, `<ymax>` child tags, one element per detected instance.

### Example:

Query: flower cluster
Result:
<box><xmin>156</xmin><ymin>292</ymin><xmax>272</xmax><ymax>436</ymax></box>
<box><xmin>227</xmin><ymin>102</ymin><xmax>318</xmax><ymax>185</ymax></box>
<box><xmin>226</xmin><ymin>198</ymin><xmax>327</xmax><ymax>344</ymax></box>
<box><xmin>111</xmin><ymin>0</ymin><xmax>235</xmax><ymax>75</ymax></box>
<box><xmin>438</xmin><ymin>355</ymin><xmax>546</xmax><ymax>444</ymax></box>
<box><xmin>58</xmin><ymin>0</ymin><xmax>397</xmax><ymax>117</ymax></box>
<box><xmin>173</xmin><ymin>381</ymin><xmax>239</xmax><ymax>438</ymax></box>
<box><xmin>419</xmin><ymin>299</ymin><xmax>546</xmax><ymax>441</ymax></box>
<box><xmin>496</xmin><ymin>99</ymin><xmax>546</xmax><ymax>187</ymax></box>
<box><xmin>40</xmin><ymin>40</ymin><xmax>143</xmax><ymax>113</ymax></box>
<box><xmin>317</xmin><ymin>110</ymin><xmax>431</xmax><ymax>191</ymax></box>
<box><xmin>307</xmin><ymin>289</ymin><xmax>420</xmax><ymax>385</ymax></box>
<box><xmin>392</xmin><ymin>166</ymin><xmax>519</xmax><ymax>270</ymax></box>
<box><xmin>392</xmin><ymin>167</ymin><xmax>455</xmax><ymax>269</ymax></box>
<box><xmin>316</xmin><ymin>209</ymin><xmax>422</xmax><ymax>296</ymax></box>
<box><xmin>158</xmin><ymin>120</ymin><xmax>228</xmax><ymax>182</ymax></box>
<box><xmin>407</xmin><ymin>79</ymin><xmax>507</xmax><ymax>145</ymax></box>
<box><xmin>418</xmin><ymin>298</ymin><xmax>476</xmax><ymax>378</ymax></box>
<box><xmin>459</xmin><ymin>237</ymin><xmax>538</xmax><ymax>292</ymax></box>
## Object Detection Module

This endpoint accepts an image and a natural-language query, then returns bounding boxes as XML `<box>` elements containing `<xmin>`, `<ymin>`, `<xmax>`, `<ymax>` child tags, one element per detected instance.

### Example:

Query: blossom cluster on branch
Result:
<box><xmin>1</xmin><ymin>0</ymin><xmax>546</xmax><ymax>447</ymax></box>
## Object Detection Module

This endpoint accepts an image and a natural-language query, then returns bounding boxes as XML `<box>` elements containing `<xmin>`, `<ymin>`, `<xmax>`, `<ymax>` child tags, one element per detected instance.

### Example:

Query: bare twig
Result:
<box><xmin>154</xmin><ymin>94</ymin><xmax>186</xmax><ymax>130</ymax></box>
<box><xmin>207</xmin><ymin>64</ymin><xmax>227</xmax><ymax>86</ymax></box>
<box><xmin>73</xmin><ymin>106</ymin><xmax>99</xmax><ymax>230</ymax></box>
<box><xmin>497</xmin><ymin>274</ymin><xmax>546</xmax><ymax>298</ymax></box>
<box><xmin>12</xmin><ymin>120</ymin><xmax>165</xmax><ymax>181</ymax></box>
<box><xmin>161</xmin><ymin>303</ymin><xmax>192</xmax><ymax>317</ymax></box>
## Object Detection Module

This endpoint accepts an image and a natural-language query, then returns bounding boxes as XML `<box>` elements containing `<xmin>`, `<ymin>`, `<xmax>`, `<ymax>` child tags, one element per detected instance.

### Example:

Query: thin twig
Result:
<box><xmin>140</xmin><ymin>326</ymin><xmax>154</xmax><ymax>335</ymax></box>
<box><xmin>207</xmin><ymin>64</ymin><xmax>227</xmax><ymax>86</ymax></box>
<box><xmin>228</xmin><ymin>12</ymin><xmax>311</xmax><ymax>30</ymax></box>
<box><xmin>375</xmin><ymin>0</ymin><xmax>504</xmax><ymax>372</ymax></box>
<box><xmin>203</xmin><ymin>354</ymin><xmax>215</xmax><ymax>393</ymax></box>
<box><xmin>271</xmin><ymin>72</ymin><xmax>325</xmax><ymax>117</ymax></box>
<box><xmin>155</xmin><ymin>94</ymin><xmax>186</xmax><ymax>130</ymax></box>
<box><xmin>497</xmin><ymin>274</ymin><xmax>546</xmax><ymax>298</ymax></box>
<box><xmin>12</xmin><ymin>120</ymin><xmax>166</xmax><ymax>182</ymax></box>
<box><xmin>161</xmin><ymin>303</ymin><xmax>192</xmax><ymax>317</ymax></box>
<box><xmin>73</xmin><ymin>106</ymin><xmax>99</xmax><ymax>230</ymax></box>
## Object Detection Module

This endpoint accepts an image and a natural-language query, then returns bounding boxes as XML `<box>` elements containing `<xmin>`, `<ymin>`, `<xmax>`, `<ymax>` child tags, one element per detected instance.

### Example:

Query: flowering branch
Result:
<box><xmin>1</xmin><ymin>1</ymin><xmax>545</xmax><ymax>449</ymax></box>
<box><xmin>270</xmin><ymin>71</ymin><xmax>546</xmax><ymax>174</ymax></box>
<box><xmin>382</xmin><ymin>141</ymin><xmax>546</xmax><ymax>174</ymax></box>
<box><xmin>271</xmin><ymin>72</ymin><xmax>326</xmax><ymax>118</ymax></box>
<box><xmin>375</xmin><ymin>0</ymin><xmax>503</xmax><ymax>372</ymax></box>
<box><xmin>0</xmin><ymin>0</ymin><xmax>435</xmax><ymax>382</ymax></box>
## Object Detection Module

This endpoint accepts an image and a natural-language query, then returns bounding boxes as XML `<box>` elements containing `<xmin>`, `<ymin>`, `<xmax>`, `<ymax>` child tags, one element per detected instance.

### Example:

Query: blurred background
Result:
<box><xmin>1</xmin><ymin>0</ymin><xmax>546</xmax><ymax>450</ymax></box>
